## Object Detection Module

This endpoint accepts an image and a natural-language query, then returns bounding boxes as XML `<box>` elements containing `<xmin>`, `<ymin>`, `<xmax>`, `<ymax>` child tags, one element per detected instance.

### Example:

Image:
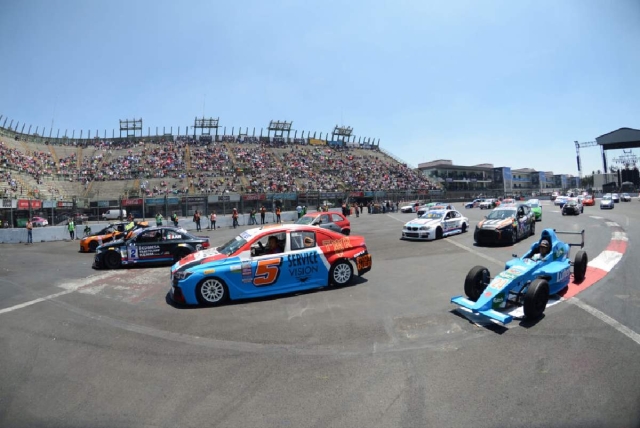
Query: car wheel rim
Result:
<box><xmin>333</xmin><ymin>264</ymin><xmax>351</xmax><ymax>284</ymax></box>
<box><xmin>200</xmin><ymin>279</ymin><xmax>225</xmax><ymax>303</ymax></box>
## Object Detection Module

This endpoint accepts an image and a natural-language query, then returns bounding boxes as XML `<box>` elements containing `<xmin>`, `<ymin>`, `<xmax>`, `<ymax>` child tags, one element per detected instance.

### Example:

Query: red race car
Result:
<box><xmin>296</xmin><ymin>211</ymin><xmax>351</xmax><ymax>235</ymax></box>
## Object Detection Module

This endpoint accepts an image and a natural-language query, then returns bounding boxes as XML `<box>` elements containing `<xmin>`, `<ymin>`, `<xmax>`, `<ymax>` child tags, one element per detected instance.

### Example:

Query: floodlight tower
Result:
<box><xmin>332</xmin><ymin>125</ymin><xmax>353</xmax><ymax>146</ymax></box>
<box><xmin>119</xmin><ymin>118</ymin><xmax>143</xmax><ymax>139</ymax></box>
<box><xmin>193</xmin><ymin>117</ymin><xmax>220</xmax><ymax>140</ymax></box>
<box><xmin>267</xmin><ymin>120</ymin><xmax>293</xmax><ymax>139</ymax></box>
<box><xmin>574</xmin><ymin>140</ymin><xmax>599</xmax><ymax>178</ymax></box>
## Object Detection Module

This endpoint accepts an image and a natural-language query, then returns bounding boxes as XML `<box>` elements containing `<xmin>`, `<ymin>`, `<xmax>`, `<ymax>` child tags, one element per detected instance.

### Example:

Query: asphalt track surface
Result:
<box><xmin>1</xmin><ymin>200</ymin><xmax>639</xmax><ymax>428</ymax></box>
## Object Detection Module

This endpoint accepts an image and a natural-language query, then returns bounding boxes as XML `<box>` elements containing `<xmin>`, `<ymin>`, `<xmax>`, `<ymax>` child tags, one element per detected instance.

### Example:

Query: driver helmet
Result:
<box><xmin>539</xmin><ymin>239</ymin><xmax>551</xmax><ymax>256</ymax></box>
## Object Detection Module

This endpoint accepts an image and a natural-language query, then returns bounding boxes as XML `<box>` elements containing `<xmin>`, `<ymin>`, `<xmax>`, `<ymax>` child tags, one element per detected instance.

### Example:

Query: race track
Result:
<box><xmin>1</xmin><ymin>200</ymin><xmax>639</xmax><ymax>428</ymax></box>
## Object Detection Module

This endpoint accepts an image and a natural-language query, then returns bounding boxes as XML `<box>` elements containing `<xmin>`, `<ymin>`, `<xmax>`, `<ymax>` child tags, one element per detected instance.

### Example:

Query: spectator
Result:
<box><xmin>26</xmin><ymin>219</ymin><xmax>33</xmax><ymax>244</ymax></box>
<box><xmin>209</xmin><ymin>211</ymin><xmax>216</xmax><ymax>230</ymax></box>
<box><xmin>232</xmin><ymin>208</ymin><xmax>239</xmax><ymax>228</ymax></box>
<box><xmin>68</xmin><ymin>219</ymin><xmax>75</xmax><ymax>240</ymax></box>
<box><xmin>193</xmin><ymin>210</ymin><xmax>201</xmax><ymax>231</ymax></box>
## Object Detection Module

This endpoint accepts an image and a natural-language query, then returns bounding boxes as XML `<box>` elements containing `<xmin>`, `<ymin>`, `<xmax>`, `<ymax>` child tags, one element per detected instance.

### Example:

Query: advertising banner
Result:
<box><xmin>2</xmin><ymin>199</ymin><xmax>17</xmax><ymax>209</ymax></box>
<box><xmin>43</xmin><ymin>200</ymin><xmax>56</xmax><ymax>209</ymax></box>
<box><xmin>309</xmin><ymin>138</ymin><xmax>326</xmax><ymax>146</ymax></box>
<box><xmin>242</xmin><ymin>194</ymin><xmax>266</xmax><ymax>201</ymax></box>
<box><xmin>349</xmin><ymin>192</ymin><xmax>364</xmax><ymax>197</ymax></box>
<box><xmin>184</xmin><ymin>197</ymin><xmax>207</xmax><ymax>204</ymax></box>
<box><xmin>267</xmin><ymin>193</ymin><xmax>297</xmax><ymax>201</ymax></box>
<box><xmin>97</xmin><ymin>201</ymin><xmax>110</xmax><ymax>208</ymax></box>
<box><xmin>17</xmin><ymin>199</ymin><xmax>42</xmax><ymax>209</ymax></box>
<box><xmin>122</xmin><ymin>198</ymin><xmax>143</xmax><ymax>206</ymax></box>
<box><xmin>57</xmin><ymin>201</ymin><xmax>74</xmax><ymax>208</ymax></box>
<box><xmin>207</xmin><ymin>194</ymin><xmax>241</xmax><ymax>203</ymax></box>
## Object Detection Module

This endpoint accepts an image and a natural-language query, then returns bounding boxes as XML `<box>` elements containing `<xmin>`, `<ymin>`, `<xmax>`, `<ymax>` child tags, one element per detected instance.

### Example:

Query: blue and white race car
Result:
<box><xmin>451</xmin><ymin>229</ymin><xmax>587</xmax><ymax>324</ymax></box>
<box><xmin>401</xmin><ymin>209</ymin><xmax>469</xmax><ymax>241</ymax></box>
<box><xmin>169</xmin><ymin>224</ymin><xmax>372</xmax><ymax>306</ymax></box>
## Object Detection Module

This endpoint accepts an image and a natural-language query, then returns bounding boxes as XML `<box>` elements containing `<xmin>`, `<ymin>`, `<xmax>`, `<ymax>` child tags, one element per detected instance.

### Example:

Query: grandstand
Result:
<box><xmin>0</xmin><ymin>115</ymin><xmax>436</xmax><ymax>208</ymax></box>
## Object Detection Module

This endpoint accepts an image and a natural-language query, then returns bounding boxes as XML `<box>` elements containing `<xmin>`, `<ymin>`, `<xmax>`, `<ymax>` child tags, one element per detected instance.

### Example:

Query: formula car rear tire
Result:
<box><xmin>435</xmin><ymin>227</ymin><xmax>443</xmax><ymax>240</ymax></box>
<box><xmin>196</xmin><ymin>277</ymin><xmax>229</xmax><ymax>305</ymax></box>
<box><xmin>524</xmin><ymin>279</ymin><xmax>549</xmax><ymax>319</ymax></box>
<box><xmin>104</xmin><ymin>251</ymin><xmax>121</xmax><ymax>269</ymax></box>
<box><xmin>573</xmin><ymin>250</ymin><xmax>588</xmax><ymax>283</ymax></box>
<box><xmin>464</xmin><ymin>265</ymin><xmax>490</xmax><ymax>302</ymax></box>
<box><xmin>330</xmin><ymin>260</ymin><xmax>353</xmax><ymax>286</ymax></box>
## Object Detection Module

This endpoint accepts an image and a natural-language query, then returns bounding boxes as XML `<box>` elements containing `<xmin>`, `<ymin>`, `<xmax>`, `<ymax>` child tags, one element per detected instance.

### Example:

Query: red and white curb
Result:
<box><xmin>560</xmin><ymin>221</ymin><xmax>627</xmax><ymax>299</ymax></box>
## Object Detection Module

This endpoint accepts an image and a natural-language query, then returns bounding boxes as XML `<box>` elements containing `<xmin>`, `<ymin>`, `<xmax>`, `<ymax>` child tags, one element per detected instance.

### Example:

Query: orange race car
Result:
<box><xmin>80</xmin><ymin>221</ymin><xmax>149</xmax><ymax>252</ymax></box>
<box><xmin>582</xmin><ymin>195</ymin><xmax>595</xmax><ymax>206</ymax></box>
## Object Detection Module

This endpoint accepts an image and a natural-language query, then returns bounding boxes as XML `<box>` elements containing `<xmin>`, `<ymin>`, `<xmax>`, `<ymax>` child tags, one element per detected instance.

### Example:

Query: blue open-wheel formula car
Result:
<box><xmin>451</xmin><ymin>228</ymin><xmax>587</xmax><ymax>324</ymax></box>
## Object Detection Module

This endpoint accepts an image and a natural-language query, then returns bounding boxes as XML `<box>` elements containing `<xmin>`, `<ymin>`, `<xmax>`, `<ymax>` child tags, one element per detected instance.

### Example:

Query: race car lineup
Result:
<box><xmin>76</xmin><ymin>197</ymin><xmax>608</xmax><ymax>323</ymax></box>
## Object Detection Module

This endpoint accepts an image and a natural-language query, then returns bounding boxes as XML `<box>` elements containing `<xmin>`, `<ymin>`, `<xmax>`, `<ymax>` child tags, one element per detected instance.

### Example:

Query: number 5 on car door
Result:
<box><xmin>253</xmin><ymin>258</ymin><xmax>283</xmax><ymax>286</ymax></box>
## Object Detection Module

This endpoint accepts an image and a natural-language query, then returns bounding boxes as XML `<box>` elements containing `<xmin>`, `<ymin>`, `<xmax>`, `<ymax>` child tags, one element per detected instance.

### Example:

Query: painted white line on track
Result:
<box><xmin>606</xmin><ymin>221</ymin><xmax>620</xmax><ymax>228</ymax></box>
<box><xmin>588</xmin><ymin>250</ymin><xmax>624</xmax><ymax>272</ymax></box>
<box><xmin>0</xmin><ymin>289</ymin><xmax>75</xmax><ymax>315</ymax></box>
<box><xmin>589</xmin><ymin>216</ymin><xmax>603</xmax><ymax>220</ymax></box>
<box><xmin>0</xmin><ymin>271</ymin><xmax>121</xmax><ymax>316</ymax></box>
<box><xmin>569</xmin><ymin>298</ymin><xmax>640</xmax><ymax>346</ymax></box>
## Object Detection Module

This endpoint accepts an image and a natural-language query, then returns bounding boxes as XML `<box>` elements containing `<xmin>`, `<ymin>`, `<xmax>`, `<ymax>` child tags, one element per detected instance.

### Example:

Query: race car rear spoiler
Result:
<box><xmin>553</xmin><ymin>229</ymin><xmax>585</xmax><ymax>248</ymax></box>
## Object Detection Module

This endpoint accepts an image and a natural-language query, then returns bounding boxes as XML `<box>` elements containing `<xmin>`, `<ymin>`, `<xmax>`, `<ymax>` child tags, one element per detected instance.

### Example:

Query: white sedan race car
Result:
<box><xmin>401</xmin><ymin>209</ymin><xmax>470</xmax><ymax>241</ymax></box>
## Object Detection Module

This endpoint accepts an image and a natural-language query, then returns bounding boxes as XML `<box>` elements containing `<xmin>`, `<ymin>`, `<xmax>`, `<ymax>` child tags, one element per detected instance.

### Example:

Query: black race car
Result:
<box><xmin>474</xmin><ymin>204</ymin><xmax>536</xmax><ymax>245</ymax></box>
<box><xmin>93</xmin><ymin>226</ymin><xmax>210</xmax><ymax>269</ymax></box>
<box><xmin>562</xmin><ymin>200</ymin><xmax>583</xmax><ymax>215</ymax></box>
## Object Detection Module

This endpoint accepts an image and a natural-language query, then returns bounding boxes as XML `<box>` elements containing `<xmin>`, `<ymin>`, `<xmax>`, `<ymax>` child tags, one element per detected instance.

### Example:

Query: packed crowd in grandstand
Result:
<box><xmin>1</xmin><ymin>134</ymin><xmax>438</xmax><ymax>200</ymax></box>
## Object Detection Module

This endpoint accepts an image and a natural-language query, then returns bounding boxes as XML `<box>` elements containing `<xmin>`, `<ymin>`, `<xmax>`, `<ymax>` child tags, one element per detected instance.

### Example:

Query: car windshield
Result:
<box><xmin>566</xmin><ymin>201</ymin><xmax>577</xmax><ymax>206</ymax></box>
<box><xmin>295</xmin><ymin>216</ymin><xmax>316</xmax><ymax>225</ymax></box>
<box><xmin>421</xmin><ymin>211</ymin><xmax>443</xmax><ymax>219</ymax></box>
<box><xmin>527</xmin><ymin>202</ymin><xmax>539</xmax><ymax>208</ymax></box>
<box><xmin>217</xmin><ymin>235</ymin><xmax>248</xmax><ymax>255</ymax></box>
<box><xmin>486</xmin><ymin>209</ymin><xmax>516</xmax><ymax>220</ymax></box>
<box><xmin>603</xmin><ymin>195</ymin><xmax>612</xmax><ymax>200</ymax></box>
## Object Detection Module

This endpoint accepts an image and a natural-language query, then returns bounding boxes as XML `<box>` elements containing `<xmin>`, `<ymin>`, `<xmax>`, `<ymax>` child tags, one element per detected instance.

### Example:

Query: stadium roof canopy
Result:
<box><xmin>596</xmin><ymin>128</ymin><xmax>640</xmax><ymax>150</ymax></box>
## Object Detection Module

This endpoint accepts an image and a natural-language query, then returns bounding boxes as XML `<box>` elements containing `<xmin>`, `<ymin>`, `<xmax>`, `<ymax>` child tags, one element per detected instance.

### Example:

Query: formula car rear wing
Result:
<box><xmin>553</xmin><ymin>229</ymin><xmax>585</xmax><ymax>249</ymax></box>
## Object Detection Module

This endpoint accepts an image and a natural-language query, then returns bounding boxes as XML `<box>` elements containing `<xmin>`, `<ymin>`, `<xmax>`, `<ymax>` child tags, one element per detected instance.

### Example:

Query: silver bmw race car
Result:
<box><xmin>401</xmin><ymin>209</ymin><xmax>470</xmax><ymax>241</ymax></box>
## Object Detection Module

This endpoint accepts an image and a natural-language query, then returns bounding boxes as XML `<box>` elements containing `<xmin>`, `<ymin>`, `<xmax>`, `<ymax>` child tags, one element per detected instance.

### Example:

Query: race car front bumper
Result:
<box><xmin>474</xmin><ymin>228</ymin><xmax>513</xmax><ymax>245</ymax></box>
<box><xmin>401</xmin><ymin>230</ymin><xmax>432</xmax><ymax>240</ymax></box>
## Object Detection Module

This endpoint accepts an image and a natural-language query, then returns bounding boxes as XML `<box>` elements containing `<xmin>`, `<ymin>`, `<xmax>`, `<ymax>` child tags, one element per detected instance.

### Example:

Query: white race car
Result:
<box><xmin>401</xmin><ymin>209</ymin><xmax>469</xmax><ymax>241</ymax></box>
<box><xmin>400</xmin><ymin>202</ymin><xmax>421</xmax><ymax>213</ymax></box>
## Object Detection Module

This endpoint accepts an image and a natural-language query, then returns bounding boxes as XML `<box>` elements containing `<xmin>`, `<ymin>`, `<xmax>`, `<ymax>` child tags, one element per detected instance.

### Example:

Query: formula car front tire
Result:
<box><xmin>464</xmin><ymin>265</ymin><xmax>490</xmax><ymax>302</ymax></box>
<box><xmin>573</xmin><ymin>250</ymin><xmax>588</xmax><ymax>283</ymax></box>
<box><xmin>524</xmin><ymin>279</ymin><xmax>549</xmax><ymax>319</ymax></box>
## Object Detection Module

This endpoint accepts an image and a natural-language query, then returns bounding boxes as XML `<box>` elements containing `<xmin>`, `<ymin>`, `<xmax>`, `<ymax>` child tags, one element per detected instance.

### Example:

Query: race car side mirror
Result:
<box><xmin>512</xmin><ymin>254</ymin><xmax>518</xmax><ymax>258</ymax></box>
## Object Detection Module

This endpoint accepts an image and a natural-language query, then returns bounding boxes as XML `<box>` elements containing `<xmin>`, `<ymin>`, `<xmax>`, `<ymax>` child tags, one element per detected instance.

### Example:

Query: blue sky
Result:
<box><xmin>1</xmin><ymin>0</ymin><xmax>639</xmax><ymax>176</ymax></box>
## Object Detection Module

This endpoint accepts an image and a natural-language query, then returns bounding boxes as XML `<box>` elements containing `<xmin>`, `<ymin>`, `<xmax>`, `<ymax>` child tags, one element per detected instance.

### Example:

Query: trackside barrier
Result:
<box><xmin>0</xmin><ymin>211</ymin><xmax>305</xmax><ymax>243</ymax></box>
